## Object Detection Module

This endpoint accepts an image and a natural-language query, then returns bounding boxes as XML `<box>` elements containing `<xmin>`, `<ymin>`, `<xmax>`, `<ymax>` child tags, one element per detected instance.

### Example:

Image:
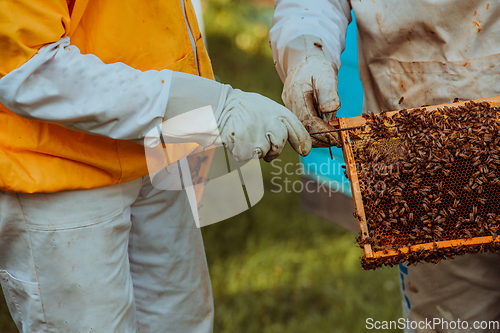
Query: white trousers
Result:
<box><xmin>400</xmin><ymin>253</ymin><xmax>500</xmax><ymax>333</ymax></box>
<box><xmin>0</xmin><ymin>177</ymin><xmax>213</xmax><ymax>332</ymax></box>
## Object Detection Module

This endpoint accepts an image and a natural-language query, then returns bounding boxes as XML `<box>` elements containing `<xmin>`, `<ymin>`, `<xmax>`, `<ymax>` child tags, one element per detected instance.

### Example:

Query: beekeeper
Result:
<box><xmin>271</xmin><ymin>1</ymin><xmax>500</xmax><ymax>332</ymax></box>
<box><xmin>0</xmin><ymin>1</ymin><xmax>312</xmax><ymax>332</ymax></box>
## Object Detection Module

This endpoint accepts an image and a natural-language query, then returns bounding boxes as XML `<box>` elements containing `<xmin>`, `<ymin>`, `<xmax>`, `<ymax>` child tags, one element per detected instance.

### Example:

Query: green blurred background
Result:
<box><xmin>0</xmin><ymin>0</ymin><xmax>402</xmax><ymax>332</ymax></box>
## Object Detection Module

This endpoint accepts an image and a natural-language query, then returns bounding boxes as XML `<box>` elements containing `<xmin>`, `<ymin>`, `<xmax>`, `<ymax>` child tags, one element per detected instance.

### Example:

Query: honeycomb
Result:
<box><xmin>348</xmin><ymin>101</ymin><xmax>500</xmax><ymax>270</ymax></box>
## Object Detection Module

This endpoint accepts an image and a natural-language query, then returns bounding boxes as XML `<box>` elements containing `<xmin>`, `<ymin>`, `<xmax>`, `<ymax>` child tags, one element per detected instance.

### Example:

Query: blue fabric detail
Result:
<box><xmin>405</xmin><ymin>295</ymin><xmax>411</xmax><ymax>309</ymax></box>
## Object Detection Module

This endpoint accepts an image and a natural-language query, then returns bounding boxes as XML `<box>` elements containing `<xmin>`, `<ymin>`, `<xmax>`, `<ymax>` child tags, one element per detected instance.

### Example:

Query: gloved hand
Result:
<box><xmin>162</xmin><ymin>72</ymin><xmax>312</xmax><ymax>162</ymax></box>
<box><xmin>281</xmin><ymin>35</ymin><xmax>341</xmax><ymax>148</ymax></box>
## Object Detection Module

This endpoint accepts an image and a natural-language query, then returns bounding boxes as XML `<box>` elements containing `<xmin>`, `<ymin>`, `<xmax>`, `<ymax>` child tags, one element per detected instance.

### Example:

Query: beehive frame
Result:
<box><xmin>332</xmin><ymin>96</ymin><xmax>500</xmax><ymax>269</ymax></box>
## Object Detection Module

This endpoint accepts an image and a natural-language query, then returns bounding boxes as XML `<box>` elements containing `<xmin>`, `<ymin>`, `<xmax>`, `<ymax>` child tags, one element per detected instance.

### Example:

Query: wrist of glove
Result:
<box><xmin>281</xmin><ymin>35</ymin><xmax>342</xmax><ymax>148</ymax></box>
<box><xmin>219</xmin><ymin>87</ymin><xmax>311</xmax><ymax>161</ymax></box>
<box><xmin>160</xmin><ymin>72</ymin><xmax>312</xmax><ymax>162</ymax></box>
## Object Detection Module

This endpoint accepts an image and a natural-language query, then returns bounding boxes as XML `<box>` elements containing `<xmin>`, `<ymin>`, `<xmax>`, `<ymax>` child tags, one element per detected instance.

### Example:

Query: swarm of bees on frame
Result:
<box><xmin>349</xmin><ymin>101</ymin><xmax>500</xmax><ymax>270</ymax></box>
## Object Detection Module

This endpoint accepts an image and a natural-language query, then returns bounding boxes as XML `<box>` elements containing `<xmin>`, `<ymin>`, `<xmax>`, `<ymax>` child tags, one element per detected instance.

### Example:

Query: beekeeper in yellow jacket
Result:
<box><xmin>0</xmin><ymin>1</ymin><xmax>312</xmax><ymax>332</ymax></box>
<box><xmin>271</xmin><ymin>0</ymin><xmax>500</xmax><ymax>332</ymax></box>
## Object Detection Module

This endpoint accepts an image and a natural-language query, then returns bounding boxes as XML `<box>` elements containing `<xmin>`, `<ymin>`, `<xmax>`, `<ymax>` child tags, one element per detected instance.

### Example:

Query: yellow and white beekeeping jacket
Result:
<box><xmin>0</xmin><ymin>0</ymin><xmax>214</xmax><ymax>193</ymax></box>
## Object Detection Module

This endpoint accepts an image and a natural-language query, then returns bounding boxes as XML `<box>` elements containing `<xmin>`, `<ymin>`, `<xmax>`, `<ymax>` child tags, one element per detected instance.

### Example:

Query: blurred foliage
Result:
<box><xmin>201</xmin><ymin>0</ymin><xmax>402</xmax><ymax>332</ymax></box>
<box><xmin>0</xmin><ymin>290</ymin><xmax>16</xmax><ymax>332</ymax></box>
<box><xmin>202</xmin><ymin>0</ymin><xmax>283</xmax><ymax>101</ymax></box>
<box><xmin>203</xmin><ymin>0</ymin><xmax>274</xmax><ymax>57</ymax></box>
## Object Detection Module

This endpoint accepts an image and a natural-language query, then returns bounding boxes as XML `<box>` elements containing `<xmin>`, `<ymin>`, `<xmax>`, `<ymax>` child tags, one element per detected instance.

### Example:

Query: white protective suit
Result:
<box><xmin>0</xmin><ymin>22</ymin><xmax>312</xmax><ymax>333</ymax></box>
<box><xmin>271</xmin><ymin>1</ymin><xmax>500</xmax><ymax>332</ymax></box>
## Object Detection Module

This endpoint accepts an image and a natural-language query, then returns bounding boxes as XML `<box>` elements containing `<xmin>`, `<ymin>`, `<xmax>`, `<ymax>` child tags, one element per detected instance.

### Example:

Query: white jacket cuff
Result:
<box><xmin>270</xmin><ymin>0</ymin><xmax>351</xmax><ymax>82</ymax></box>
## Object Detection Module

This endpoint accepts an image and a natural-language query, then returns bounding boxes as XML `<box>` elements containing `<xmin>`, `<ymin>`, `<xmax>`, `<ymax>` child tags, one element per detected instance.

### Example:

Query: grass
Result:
<box><xmin>0</xmin><ymin>292</ymin><xmax>16</xmax><ymax>332</ymax></box>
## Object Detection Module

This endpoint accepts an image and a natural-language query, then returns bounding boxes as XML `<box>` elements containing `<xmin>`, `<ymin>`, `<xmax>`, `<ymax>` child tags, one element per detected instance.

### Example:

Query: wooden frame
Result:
<box><xmin>332</xmin><ymin>96</ymin><xmax>500</xmax><ymax>263</ymax></box>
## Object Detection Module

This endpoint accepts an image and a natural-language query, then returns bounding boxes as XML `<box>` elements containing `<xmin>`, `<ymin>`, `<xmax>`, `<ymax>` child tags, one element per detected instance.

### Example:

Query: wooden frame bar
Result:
<box><xmin>338</xmin><ymin>117</ymin><xmax>373</xmax><ymax>258</ymax></box>
<box><xmin>331</xmin><ymin>95</ymin><xmax>500</xmax><ymax>128</ymax></box>
<box><xmin>333</xmin><ymin>96</ymin><xmax>500</xmax><ymax>263</ymax></box>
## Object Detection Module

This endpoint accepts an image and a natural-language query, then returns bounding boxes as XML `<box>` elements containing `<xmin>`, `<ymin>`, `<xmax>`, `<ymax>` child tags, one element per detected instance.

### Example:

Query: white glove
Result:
<box><xmin>162</xmin><ymin>72</ymin><xmax>312</xmax><ymax>162</ymax></box>
<box><xmin>281</xmin><ymin>35</ymin><xmax>341</xmax><ymax>147</ymax></box>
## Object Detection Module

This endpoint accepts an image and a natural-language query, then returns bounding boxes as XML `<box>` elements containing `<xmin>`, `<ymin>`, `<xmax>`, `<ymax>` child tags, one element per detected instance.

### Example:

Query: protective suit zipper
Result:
<box><xmin>179</xmin><ymin>0</ymin><xmax>200</xmax><ymax>75</ymax></box>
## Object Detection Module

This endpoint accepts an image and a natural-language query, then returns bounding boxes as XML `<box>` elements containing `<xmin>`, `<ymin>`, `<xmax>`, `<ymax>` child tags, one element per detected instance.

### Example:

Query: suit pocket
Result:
<box><xmin>17</xmin><ymin>183</ymin><xmax>125</xmax><ymax>231</ymax></box>
<box><xmin>388</xmin><ymin>53</ymin><xmax>500</xmax><ymax>111</ymax></box>
<box><xmin>388</xmin><ymin>58</ymin><xmax>451</xmax><ymax>110</ymax></box>
<box><xmin>0</xmin><ymin>270</ymin><xmax>45</xmax><ymax>333</ymax></box>
<box><xmin>447</xmin><ymin>53</ymin><xmax>500</xmax><ymax>101</ymax></box>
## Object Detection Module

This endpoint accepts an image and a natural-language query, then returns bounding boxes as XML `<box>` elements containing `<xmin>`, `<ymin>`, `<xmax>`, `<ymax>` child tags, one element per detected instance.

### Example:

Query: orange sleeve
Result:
<box><xmin>0</xmin><ymin>0</ymin><xmax>70</xmax><ymax>78</ymax></box>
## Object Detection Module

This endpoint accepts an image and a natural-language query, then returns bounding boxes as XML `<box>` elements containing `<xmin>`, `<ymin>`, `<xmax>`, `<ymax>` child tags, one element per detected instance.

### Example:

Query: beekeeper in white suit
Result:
<box><xmin>0</xmin><ymin>1</ymin><xmax>312</xmax><ymax>332</ymax></box>
<box><xmin>271</xmin><ymin>1</ymin><xmax>500</xmax><ymax>332</ymax></box>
